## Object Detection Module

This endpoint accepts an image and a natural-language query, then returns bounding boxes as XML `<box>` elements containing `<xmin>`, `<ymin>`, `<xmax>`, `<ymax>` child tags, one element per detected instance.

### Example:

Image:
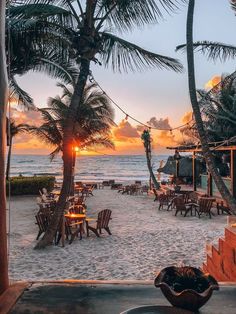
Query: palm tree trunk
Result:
<box><xmin>186</xmin><ymin>0</ymin><xmax>236</xmax><ymax>213</ymax></box>
<box><xmin>34</xmin><ymin>58</ymin><xmax>90</xmax><ymax>249</ymax></box>
<box><xmin>6</xmin><ymin>136</ymin><xmax>12</xmax><ymax>181</ymax></box>
<box><xmin>0</xmin><ymin>0</ymin><xmax>9</xmax><ymax>294</ymax></box>
<box><xmin>145</xmin><ymin>143</ymin><xmax>159</xmax><ymax>189</ymax></box>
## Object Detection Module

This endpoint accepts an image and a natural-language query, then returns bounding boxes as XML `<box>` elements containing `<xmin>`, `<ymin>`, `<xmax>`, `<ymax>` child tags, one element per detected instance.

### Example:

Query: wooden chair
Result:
<box><xmin>55</xmin><ymin>216</ymin><xmax>83</xmax><ymax>245</ymax></box>
<box><xmin>35</xmin><ymin>212</ymin><xmax>51</xmax><ymax>240</ymax></box>
<box><xmin>197</xmin><ymin>197</ymin><xmax>215</xmax><ymax>218</ymax></box>
<box><xmin>86</xmin><ymin>209</ymin><xmax>112</xmax><ymax>237</ymax></box>
<box><xmin>216</xmin><ymin>201</ymin><xmax>231</xmax><ymax>215</ymax></box>
<box><xmin>141</xmin><ymin>185</ymin><xmax>149</xmax><ymax>194</ymax></box>
<box><xmin>158</xmin><ymin>194</ymin><xmax>171</xmax><ymax>210</ymax></box>
<box><xmin>174</xmin><ymin>197</ymin><xmax>199</xmax><ymax>217</ymax></box>
<box><xmin>188</xmin><ymin>191</ymin><xmax>198</xmax><ymax>204</ymax></box>
<box><xmin>69</xmin><ymin>205</ymin><xmax>85</xmax><ymax>214</ymax></box>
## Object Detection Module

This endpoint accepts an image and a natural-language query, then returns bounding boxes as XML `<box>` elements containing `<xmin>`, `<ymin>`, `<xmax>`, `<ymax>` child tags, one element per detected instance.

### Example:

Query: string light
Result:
<box><xmin>90</xmin><ymin>73</ymin><xmax>193</xmax><ymax>132</ymax></box>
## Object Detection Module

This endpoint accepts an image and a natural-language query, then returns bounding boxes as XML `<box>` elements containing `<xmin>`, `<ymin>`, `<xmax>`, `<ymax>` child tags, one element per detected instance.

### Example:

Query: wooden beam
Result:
<box><xmin>0</xmin><ymin>282</ymin><xmax>29</xmax><ymax>313</ymax></box>
<box><xmin>0</xmin><ymin>0</ymin><xmax>9</xmax><ymax>295</ymax></box>
<box><xmin>193</xmin><ymin>152</ymin><xmax>197</xmax><ymax>191</ymax></box>
<box><xmin>231</xmin><ymin>150</ymin><xmax>236</xmax><ymax>199</ymax></box>
<box><xmin>167</xmin><ymin>145</ymin><xmax>236</xmax><ymax>153</ymax></box>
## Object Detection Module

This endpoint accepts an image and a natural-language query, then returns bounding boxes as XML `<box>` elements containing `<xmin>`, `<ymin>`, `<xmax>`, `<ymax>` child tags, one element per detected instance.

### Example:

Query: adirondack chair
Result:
<box><xmin>197</xmin><ymin>197</ymin><xmax>215</xmax><ymax>218</ymax></box>
<box><xmin>35</xmin><ymin>212</ymin><xmax>51</xmax><ymax>240</ymax></box>
<box><xmin>158</xmin><ymin>194</ymin><xmax>172</xmax><ymax>210</ymax></box>
<box><xmin>86</xmin><ymin>209</ymin><xmax>112</xmax><ymax>237</ymax></box>
<box><xmin>216</xmin><ymin>201</ymin><xmax>231</xmax><ymax>215</ymax></box>
<box><xmin>55</xmin><ymin>216</ymin><xmax>84</xmax><ymax>245</ymax></box>
<box><xmin>69</xmin><ymin>205</ymin><xmax>85</xmax><ymax>214</ymax></box>
<box><xmin>174</xmin><ymin>197</ymin><xmax>199</xmax><ymax>217</ymax></box>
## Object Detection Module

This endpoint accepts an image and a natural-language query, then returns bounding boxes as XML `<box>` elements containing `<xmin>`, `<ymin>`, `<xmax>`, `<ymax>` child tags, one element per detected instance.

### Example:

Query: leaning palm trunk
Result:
<box><xmin>145</xmin><ymin>144</ymin><xmax>159</xmax><ymax>189</ymax></box>
<box><xmin>35</xmin><ymin>59</ymin><xmax>90</xmax><ymax>249</ymax></box>
<box><xmin>6</xmin><ymin>136</ymin><xmax>12</xmax><ymax>181</ymax></box>
<box><xmin>186</xmin><ymin>0</ymin><xmax>236</xmax><ymax>213</ymax></box>
<box><xmin>142</xmin><ymin>131</ymin><xmax>159</xmax><ymax>189</ymax></box>
<box><xmin>0</xmin><ymin>0</ymin><xmax>9</xmax><ymax>294</ymax></box>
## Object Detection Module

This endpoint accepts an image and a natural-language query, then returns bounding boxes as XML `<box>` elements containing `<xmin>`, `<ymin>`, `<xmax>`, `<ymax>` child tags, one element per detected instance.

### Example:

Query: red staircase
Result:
<box><xmin>203</xmin><ymin>226</ymin><xmax>236</xmax><ymax>281</ymax></box>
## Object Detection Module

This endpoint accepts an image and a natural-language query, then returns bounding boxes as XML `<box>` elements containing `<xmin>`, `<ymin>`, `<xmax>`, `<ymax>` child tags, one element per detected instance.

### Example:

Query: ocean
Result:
<box><xmin>10</xmin><ymin>154</ymin><xmax>169</xmax><ymax>183</ymax></box>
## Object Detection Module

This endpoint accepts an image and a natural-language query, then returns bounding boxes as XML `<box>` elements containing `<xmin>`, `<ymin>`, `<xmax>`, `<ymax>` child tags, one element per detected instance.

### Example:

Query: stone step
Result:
<box><xmin>224</xmin><ymin>227</ymin><xmax>236</xmax><ymax>247</ymax></box>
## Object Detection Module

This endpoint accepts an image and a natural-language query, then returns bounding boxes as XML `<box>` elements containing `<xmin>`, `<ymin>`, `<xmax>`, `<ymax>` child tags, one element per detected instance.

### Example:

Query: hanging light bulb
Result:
<box><xmin>125</xmin><ymin>114</ymin><xmax>129</xmax><ymax>120</ymax></box>
<box><xmin>170</xmin><ymin>129</ymin><xmax>173</xmax><ymax>135</ymax></box>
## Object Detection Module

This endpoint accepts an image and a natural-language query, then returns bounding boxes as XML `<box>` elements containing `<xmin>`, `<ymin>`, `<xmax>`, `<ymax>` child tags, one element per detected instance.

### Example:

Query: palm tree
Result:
<box><xmin>6</xmin><ymin>119</ymin><xmax>29</xmax><ymax>181</ymax></box>
<box><xmin>177</xmin><ymin>1</ymin><xmax>236</xmax><ymax>62</ymax></box>
<box><xmin>29</xmin><ymin>82</ymin><xmax>115</xmax><ymax>159</ymax></box>
<box><xmin>141</xmin><ymin>130</ymin><xmax>159</xmax><ymax>189</ymax></box>
<box><xmin>12</xmin><ymin>0</ymin><xmax>185</xmax><ymax>248</ymax></box>
<box><xmin>186</xmin><ymin>0</ymin><xmax>236</xmax><ymax>213</ymax></box>
<box><xmin>0</xmin><ymin>0</ymin><xmax>9</xmax><ymax>295</ymax></box>
<box><xmin>28</xmin><ymin>82</ymin><xmax>115</xmax><ymax>202</ymax></box>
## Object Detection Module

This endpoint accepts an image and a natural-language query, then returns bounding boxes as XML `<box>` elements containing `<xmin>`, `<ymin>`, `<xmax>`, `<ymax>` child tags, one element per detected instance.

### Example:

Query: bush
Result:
<box><xmin>6</xmin><ymin>176</ymin><xmax>56</xmax><ymax>195</ymax></box>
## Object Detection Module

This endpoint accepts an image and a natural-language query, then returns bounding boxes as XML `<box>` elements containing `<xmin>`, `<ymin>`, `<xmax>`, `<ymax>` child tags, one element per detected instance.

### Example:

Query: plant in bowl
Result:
<box><xmin>154</xmin><ymin>266</ymin><xmax>219</xmax><ymax>312</ymax></box>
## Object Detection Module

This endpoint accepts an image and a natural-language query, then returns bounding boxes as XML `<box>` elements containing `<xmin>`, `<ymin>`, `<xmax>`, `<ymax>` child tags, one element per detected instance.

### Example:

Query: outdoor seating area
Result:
<box><xmin>35</xmin><ymin>184</ymin><xmax>112</xmax><ymax>245</ymax></box>
<box><xmin>152</xmin><ymin>184</ymin><xmax>230</xmax><ymax>219</ymax></box>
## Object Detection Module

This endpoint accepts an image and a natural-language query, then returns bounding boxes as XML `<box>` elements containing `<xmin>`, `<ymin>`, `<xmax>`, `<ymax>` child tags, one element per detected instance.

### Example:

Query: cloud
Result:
<box><xmin>136</xmin><ymin>117</ymin><xmax>171</xmax><ymax>133</ymax></box>
<box><xmin>181</xmin><ymin>111</ymin><xmax>193</xmax><ymax>124</ymax></box>
<box><xmin>113</xmin><ymin>120</ymin><xmax>140</xmax><ymax>141</ymax></box>
<box><xmin>154</xmin><ymin>130</ymin><xmax>177</xmax><ymax>147</ymax></box>
<box><xmin>10</xmin><ymin>108</ymin><xmax>42</xmax><ymax>126</ymax></box>
<box><xmin>205</xmin><ymin>75</ymin><xmax>221</xmax><ymax>90</ymax></box>
<box><xmin>147</xmin><ymin>117</ymin><xmax>171</xmax><ymax>130</ymax></box>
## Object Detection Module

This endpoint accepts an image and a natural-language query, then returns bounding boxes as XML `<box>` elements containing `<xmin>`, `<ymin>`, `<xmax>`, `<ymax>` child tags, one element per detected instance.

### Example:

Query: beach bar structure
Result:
<box><xmin>166</xmin><ymin>142</ymin><xmax>236</xmax><ymax>199</ymax></box>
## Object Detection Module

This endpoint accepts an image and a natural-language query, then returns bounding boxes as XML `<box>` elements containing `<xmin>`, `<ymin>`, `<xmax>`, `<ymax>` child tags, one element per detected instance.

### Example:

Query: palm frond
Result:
<box><xmin>101</xmin><ymin>32</ymin><xmax>183</xmax><ymax>72</ymax></box>
<box><xmin>9</xmin><ymin>77</ymin><xmax>35</xmax><ymax>110</ymax></box>
<box><xmin>231</xmin><ymin>1</ymin><xmax>236</xmax><ymax>13</ymax></box>
<box><xmin>49</xmin><ymin>146</ymin><xmax>62</xmax><ymax>161</ymax></box>
<box><xmin>176</xmin><ymin>41</ymin><xmax>236</xmax><ymax>62</ymax></box>
<box><xmin>8</xmin><ymin>3</ymin><xmax>74</xmax><ymax>28</ymax></box>
<box><xmin>98</xmin><ymin>0</ymin><xmax>186</xmax><ymax>32</ymax></box>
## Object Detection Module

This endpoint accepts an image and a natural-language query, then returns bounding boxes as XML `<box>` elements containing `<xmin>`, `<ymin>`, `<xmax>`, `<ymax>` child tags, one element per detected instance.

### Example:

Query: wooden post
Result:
<box><xmin>207</xmin><ymin>172</ymin><xmax>213</xmax><ymax>196</ymax></box>
<box><xmin>61</xmin><ymin>215</ymin><xmax>65</xmax><ymax>247</ymax></box>
<box><xmin>230</xmin><ymin>150</ymin><xmax>236</xmax><ymax>199</ymax></box>
<box><xmin>176</xmin><ymin>160</ymin><xmax>180</xmax><ymax>178</ymax></box>
<box><xmin>192</xmin><ymin>152</ymin><xmax>197</xmax><ymax>191</ymax></box>
<box><xmin>0</xmin><ymin>0</ymin><xmax>9</xmax><ymax>295</ymax></box>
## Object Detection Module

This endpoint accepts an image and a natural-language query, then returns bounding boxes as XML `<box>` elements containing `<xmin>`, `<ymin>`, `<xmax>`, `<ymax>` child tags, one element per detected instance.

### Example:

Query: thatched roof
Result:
<box><xmin>157</xmin><ymin>156</ymin><xmax>205</xmax><ymax>177</ymax></box>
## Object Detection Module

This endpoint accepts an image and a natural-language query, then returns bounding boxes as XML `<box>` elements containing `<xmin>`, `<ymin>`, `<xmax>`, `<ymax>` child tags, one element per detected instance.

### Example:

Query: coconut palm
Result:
<box><xmin>11</xmin><ymin>0</ymin><xmax>185</xmax><ymax>248</ymax></box>
<box><xmin>0</xmin><ymin>0</ymin><xmax>9</xmax><ymax>295</ymax></box>
<box><xmin>29</xmin><ymin>82</ymin><xmax>115</xmax><ymax>159</ymax></box>
<box><xmin>198</xmin><ymin>74</ymin><xmax>236</xmax><ymax>142</ymax></box>
<box><xmin>185</xmin><ymin>0</ymin><xmax>236</xmax><ymax>213</ymax></box>
<box><xmin>141</xmin><ymin>130</ymin><xmax>159</xmax><ymax>189</ymax></box>
<box><xmin>6</xmin><ymin>119</ymin><xmax>29</xmax><ymax>181</ymax></box>
<box><xmin>177</xmin><ymin>1</ymin><xmax>236</xmax><ymax>61</ymax></box>
<box><xmin>29</xmin><ymin>82</ymin><xmax>115</xmax><ymax>203</ymax></box>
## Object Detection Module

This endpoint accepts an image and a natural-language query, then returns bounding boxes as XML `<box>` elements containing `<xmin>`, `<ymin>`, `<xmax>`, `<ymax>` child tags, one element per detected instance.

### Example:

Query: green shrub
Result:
<box><xmin>6</xmin><ymin>176</ymin><xmax>56</xmax><ymax>195</ymax></box>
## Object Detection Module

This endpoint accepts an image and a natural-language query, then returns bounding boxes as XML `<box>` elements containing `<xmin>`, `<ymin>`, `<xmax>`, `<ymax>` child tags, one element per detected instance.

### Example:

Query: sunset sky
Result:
<box><xmin>12</xmin><ymin>0</ymin><xmax>236</xmax><ymax>156</ymax></box>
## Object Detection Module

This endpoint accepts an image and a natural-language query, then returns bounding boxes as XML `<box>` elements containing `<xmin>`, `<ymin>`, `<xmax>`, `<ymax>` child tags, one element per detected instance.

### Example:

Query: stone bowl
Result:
<box><xmin>154</xmin><ymin>266</ymin><xmax>219</xmax><ymax>312</ymax></box>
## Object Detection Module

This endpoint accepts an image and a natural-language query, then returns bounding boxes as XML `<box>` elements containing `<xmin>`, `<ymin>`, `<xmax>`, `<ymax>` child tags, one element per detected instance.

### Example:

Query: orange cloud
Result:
<box><xmin>205</xmin><ymin>75</ymin><xmax>221</xmax><ymax>90</ymax></box>
<box><xmin>112</xmin><ymin>120</ymin><xmax>140</xmax><ymax>142</ymax></box>
<box><xmin>10</xmin><ymin>108</ymin><xmax>42</xmax><ymax>126</ymax></box>
<box><xmin>154</xmin><ymin>130</ymin><xmax>177</xmax><ymax>147</ymax></box>
<box><xmin>181</xmin><ymin>111</ymin><xmax>193</xmax><ymax>124</ymax></box>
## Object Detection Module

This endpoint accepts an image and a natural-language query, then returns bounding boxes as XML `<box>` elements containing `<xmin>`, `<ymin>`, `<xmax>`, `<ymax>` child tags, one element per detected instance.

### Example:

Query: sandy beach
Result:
<box><xmin>8</xmin><ymin>188</ymin><xmax>227</xmax><ymax>282</ymax></box>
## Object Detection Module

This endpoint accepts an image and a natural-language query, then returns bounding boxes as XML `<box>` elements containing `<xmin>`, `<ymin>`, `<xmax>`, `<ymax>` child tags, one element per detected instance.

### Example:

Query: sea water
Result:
<box><xmin>10</xmin><ymin>154</ymin><xmax>169</xmax><ymax>183</ymax></box>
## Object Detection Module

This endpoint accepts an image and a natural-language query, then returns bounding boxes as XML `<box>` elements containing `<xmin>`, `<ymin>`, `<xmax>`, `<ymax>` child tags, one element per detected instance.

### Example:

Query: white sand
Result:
<box><xmin>8</xmin><ymin>189</ymin><xmax>226</xmax><ymax>281</ymax></box>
